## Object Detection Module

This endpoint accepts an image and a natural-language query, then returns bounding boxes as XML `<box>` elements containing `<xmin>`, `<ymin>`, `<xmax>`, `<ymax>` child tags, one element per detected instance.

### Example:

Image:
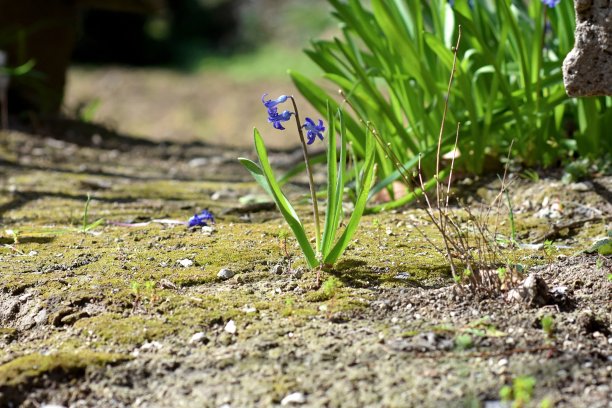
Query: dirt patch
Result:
<box><xmin>0</xmin><ymin>125</ymin><xmax>610</xmax><ymax>407</ymax></box>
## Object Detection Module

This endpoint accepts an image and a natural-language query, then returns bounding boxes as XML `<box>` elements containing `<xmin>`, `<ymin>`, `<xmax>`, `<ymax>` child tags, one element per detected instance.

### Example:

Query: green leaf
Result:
<box><xmin>321</xmin><ymin>103</ymin><xmax>340</xmax><ymax>256</ymax></box>
<box><xmin>0</xmin><ymin>59</ymin><xmax>36</xmax><ymax>76</ymax></box>
<box><xmin>586</xmin><ymin>238</ymin><xmax>612</xmax><ymax>256</ymax></box>
<box><xmin>250</xmin><ymin>129</ymin><xmax>318</xmax><ymax>268</ymax></box>
<box><xmin>368</xmin><ymin>170</ymin><xmax>445</xmax><ymax>214</ymax></box>
<box><xmin>324</xmin><ymin>126</ymin><xmax>376</xmax><ymax>265</ymax></box>
<box><xmin>238</xmin><ymin>157</ymin><xmax>274</xmax><ymax>198</ymax></box>
<box><xmin>84</xmin><ymin>218</ymin><xmax>105</xmax><ymax>232</ymax></box>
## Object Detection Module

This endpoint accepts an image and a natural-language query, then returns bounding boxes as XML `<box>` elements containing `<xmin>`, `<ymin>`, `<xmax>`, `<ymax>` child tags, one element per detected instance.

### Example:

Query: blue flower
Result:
<box><xmin>302</xmin><ymin>118</ymin><xmax>325</xmax><ymax>145</ymax></box>
<box><xmin>541</xmin><ymin>0</ymin><xmax>560</xmax><ymax>7</ymax></box>
<box><xmin>261</xmin><ymin>93</ymin><xmax>288</xmax><ymax>109</ymax></box>
<box><xmin>268</xmin><ymin>107</ymin><xmax>294</xmax><ymax>130</ymax></box>
<box><xmin>188</xmin><ymin>209</ymin><xmax>215</xmax><ymax>227</ymax></box>
<box><xmin>262</xmin><ymin>93</ymin><xmax>294</xmax><ymax>130</ymax></box>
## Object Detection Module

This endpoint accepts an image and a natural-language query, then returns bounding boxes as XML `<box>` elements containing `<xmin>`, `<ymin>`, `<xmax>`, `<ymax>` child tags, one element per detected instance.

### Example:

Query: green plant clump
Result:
<box><xmin>240</xmin><ymin>98</ymin><xmax>375</xmax><ymax>270</ymax></box>
<box><xmin>500</xmin><ymin>375</ymin><xmax>536</xmax><ymax>408</ymax></box>
<box><xmin>292</xmin><ymin>0</ymin><xmax>611</xmax><ymax>206</ymax></box>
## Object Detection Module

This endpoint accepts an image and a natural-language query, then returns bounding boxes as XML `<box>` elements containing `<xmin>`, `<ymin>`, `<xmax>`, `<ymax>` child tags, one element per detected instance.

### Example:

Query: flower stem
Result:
<box><xmin>289</xmin><ymin>96</ymin><xmax>321</xmax><ymax>259</ymax></box>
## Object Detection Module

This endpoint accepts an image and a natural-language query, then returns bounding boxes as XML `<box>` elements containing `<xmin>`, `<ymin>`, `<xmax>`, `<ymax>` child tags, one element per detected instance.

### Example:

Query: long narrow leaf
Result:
<box><xmin>251</xmin><ymin>129</ymin><xmax>318</xmax><ymax>268</ymax></box>
<box><xmin>321</xmin><ymin>103</ymin><xmax>338</xmax><ymax>256</ymax></box>
<box><xmin>324</xmin><ymin>129</ymin><xmax>376</xmax><ymax>265</ymax></box>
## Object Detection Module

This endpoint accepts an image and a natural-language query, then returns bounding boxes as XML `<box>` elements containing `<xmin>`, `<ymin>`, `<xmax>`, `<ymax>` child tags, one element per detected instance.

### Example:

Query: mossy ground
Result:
<box><xmin>0</xmin><ymin>127</ymin><xmax>610</xmax><ymax>407</ymax></box>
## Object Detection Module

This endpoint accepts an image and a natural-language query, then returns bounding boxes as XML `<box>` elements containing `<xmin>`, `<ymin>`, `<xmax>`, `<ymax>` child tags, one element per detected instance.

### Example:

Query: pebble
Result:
<box><xmin>569</xmin><ymin>181</ymin><xmax>593</xmax><ymax>192</ymax></box>
<box><xmin>189</xmin><ymin>332</ymin><xmax>208</xmax><ymax>344</ymax></box>
<box><xmin>177</xmin><ymin>259</ymin><xmax>193</xmax><ymax>268</ymax></box>
<box><xmin>497</xmin><ymin>358</ymin><xmax>508</xmax><ymax>366</ymax></box>
<box><xmin>140</xmin><ymin>341</ymin><xmax>163</xmax><ymax>351</ymax></box>
<box><xmin>217</xmin><ymin>268</ymin><xmax>235</xmax><ymax>280</ymax></box>
<box><xmin>281</xmin><ymin>392</ymin><xmax>306</xmax><ymax>406</ymax></box>
<box><xmin>188</xmin><ymin>157</ymin><xmax>208</xmax><ymax>167</ymax></box>
<box><xmin>241</xmin><ymin>305</ymin><xmax>257</xmax><ymax>314</ymax></box>
<box><xmin>34</xmin><ymin>309</ymin><xmax>48</xmax><ymax>326</ymax></box>
<box><xmin>271</xmin><ymin>264</ymin><xmax>284</xmax><ymax>275</ymax></box>
<box><xmin>224</xmin><ymin>320</ymin><xmax>237</xmax><ymax>334</ymax></box>
<box><xmin>201</xmin><ymin>226</ymin><xmax>214</xmax><ymax>235</ymax></box>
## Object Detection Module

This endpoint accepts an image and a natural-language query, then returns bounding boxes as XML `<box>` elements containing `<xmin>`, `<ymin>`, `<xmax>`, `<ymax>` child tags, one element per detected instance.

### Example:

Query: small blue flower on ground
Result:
<box><xmin>188</xmin><ymin>209</ymin><xmax>215</xmax><ymax>227</ymax></box>
<box><xmin>541</xmin><ymin>0</ymin><xmax>560</xmax><ymax>8</ymax></box>
<box><xmin>302</xmin><ymin>117</ymin><xmax>325</xmax><ymax>145</ymax></box>
<box><xmin>267</xmin><ymin>107</ymin><xmax>294</xmax><ymax>130</ymax></box>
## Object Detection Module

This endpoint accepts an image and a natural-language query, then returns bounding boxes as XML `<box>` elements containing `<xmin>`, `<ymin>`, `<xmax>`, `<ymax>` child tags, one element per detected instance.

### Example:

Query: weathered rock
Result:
<box><xmin>217</xmin><ymin>268</ymin><xmax>235</xmax><ymax>280</ymax></box>
<box><xmin>189</xmin><ymin>332</ymin><xmax>209</xmax><ymax>344</ymax></box>
<box><xmin>280</xmin><ymin>392</ymin><xmax>306</xmax><ymax>406</ymax></box>
<box><xmin>563</xmin><ymin>0</ymin><xmax>612</xmax><ymax>96</ymax></box>
<box><xmin>224</xmin><ymin>320</ymin><xmax>237</xmax><ymax>334</ymax></box>
<box><xmin>507</xmin><ymin>274</ymin><xmax>551</xmax><ymax>307</ymax></box>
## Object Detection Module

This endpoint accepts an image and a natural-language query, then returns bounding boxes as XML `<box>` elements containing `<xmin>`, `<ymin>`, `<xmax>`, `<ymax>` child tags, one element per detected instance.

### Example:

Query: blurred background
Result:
<box><xmin>0</xmin><ymin>0</ymin><xmax>336</xmax><ymax>148</ymax></box>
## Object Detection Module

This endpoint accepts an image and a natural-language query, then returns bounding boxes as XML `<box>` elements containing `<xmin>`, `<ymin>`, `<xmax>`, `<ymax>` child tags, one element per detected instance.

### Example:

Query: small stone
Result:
<box><xmin>551</xmin><ymin>285</ymin><xmax>568</xmax><ymax>295</ymax></box>
<box><xmin>569</xmin><ymin>181</ymin><xmax>593</xmax><ymax>192</ymax></box>
<box><xmin>271</xmin><ymin>264</ymin><xmax>284</xmax><ymax>275</ymax></box>
<box><xmin>281</xmin><ymin>392</ymin><xmax>306</xmax><ymax>406</ymax></box>
<box><xmin>140</xmin><ymin>341</ymin><xmax>162</xmax><ymax>351</ymax></box>
<box><xmin>189</xmin><ymin>332</ymin><xmax>209</xmax><ymax>344</ymax></box>
<box><xmin>34</xmin><ymin>309</ymin><xmax>48</xmax><ymax>326</ymax></box>
<box><xmin>159</xmin><ymin>279</ymin><xmax>177</xmax><ymax>290</ymax></box>
<box><xmin>201</xmin><ymin>226</ymin><xmax>214</xmax><ymax>236</ymax></box>
<box><xmin>241</xmin><ymin>305</ymin><xmax>257</xmax><ymax>314</ymax></box>
<box><xmin>483</xmin><ymin>401</ymin><xmax>505</xmax><ymax>408</ymax></box>
<box><xmin>507</xmin><ymin>274</ymin><xmax>550</xmax><ymax>307</ymax></box>
<box><xmin>217</xmin><ymin>268</ymin><xmax>235</xmax><ymax>280</ymax></box>
<box><xmin>188</xmin><ymin>157</ymin><xmax>208</xmax><ymax>167</ymax></box>
<box><xmin>224</xmin><ymin>320</ymin><xmax>237</xmax><ymax>334</ymax></box>
<box><xmin>177</xmin><ymin>259</ymin><xmax>193</xmax><ymax>268</ymax></box>
<box><xmin>498</xmin><ymin>358</ymin><xmax>508</xmax><ymax>367</ymax></box>
<box><xmin>28</xmin><ymin>250</ymin><xmax>38</xmax><ymax>256</ymax></box>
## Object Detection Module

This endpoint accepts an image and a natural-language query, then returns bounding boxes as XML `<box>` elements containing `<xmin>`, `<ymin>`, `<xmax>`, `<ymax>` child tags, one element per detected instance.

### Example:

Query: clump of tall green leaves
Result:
<box><xmin>239</xmin><ymin>100</ymin><xmax>375</xmax><ymax>272</ymax></box>
<box><xmin>291</xmin><ymin>0</ymin><xmax>611</xmax><ymax>208</ymax></box>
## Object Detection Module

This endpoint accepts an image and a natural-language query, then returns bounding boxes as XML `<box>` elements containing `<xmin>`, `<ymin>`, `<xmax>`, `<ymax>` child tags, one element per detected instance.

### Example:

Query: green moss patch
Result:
<box><xmin>0</xmin><ymin>351</ymin><xmax>129</xmax><ymax>390</ymax></box>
